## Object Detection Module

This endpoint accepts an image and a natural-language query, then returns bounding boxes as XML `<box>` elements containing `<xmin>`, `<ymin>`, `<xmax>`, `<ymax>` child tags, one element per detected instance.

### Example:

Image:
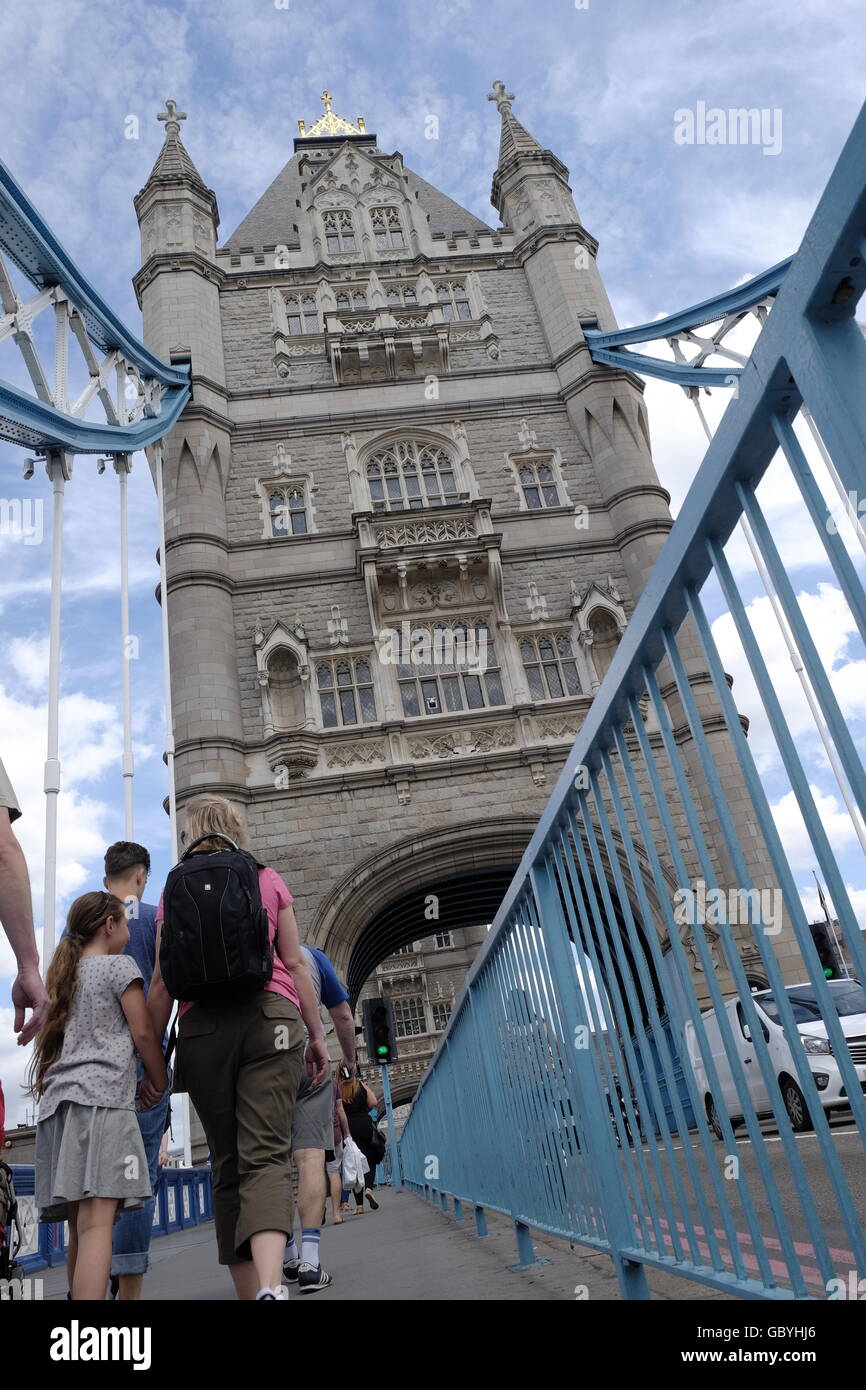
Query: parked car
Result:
<box><xmin>684</xmin><ymin>980</ymin><xmax>866</xmax><ymax>1137</ymax></box>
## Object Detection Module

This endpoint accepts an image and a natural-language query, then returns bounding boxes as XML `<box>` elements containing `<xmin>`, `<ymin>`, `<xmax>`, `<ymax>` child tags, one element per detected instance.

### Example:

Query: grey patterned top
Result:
<box><xmin>38</xmin><ymin>955</ymin><xmax>143</xmax><ymax>1120</ymax></box>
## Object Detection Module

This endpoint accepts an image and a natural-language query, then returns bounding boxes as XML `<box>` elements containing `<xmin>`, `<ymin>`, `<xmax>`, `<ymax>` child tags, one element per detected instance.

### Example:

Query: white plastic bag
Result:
<box><xmin>341</xmin><ymin>1136</ymin><xmax>370</xmax><ymax>1190</ymax></box>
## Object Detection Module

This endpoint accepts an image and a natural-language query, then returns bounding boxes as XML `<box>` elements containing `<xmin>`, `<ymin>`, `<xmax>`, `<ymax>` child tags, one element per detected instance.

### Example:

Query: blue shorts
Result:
<box><xmin>111</xmin><ymin>1080</ymin><xmax>170</xmax><ymax>1277</ymax></box>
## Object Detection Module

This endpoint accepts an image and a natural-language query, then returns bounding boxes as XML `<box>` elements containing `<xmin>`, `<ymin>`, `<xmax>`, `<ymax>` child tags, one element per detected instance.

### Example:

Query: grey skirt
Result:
<box><xmin>36</xmin><ymin>1100</ymin><xmax>152</xmax><ymax>1223</ymax></box>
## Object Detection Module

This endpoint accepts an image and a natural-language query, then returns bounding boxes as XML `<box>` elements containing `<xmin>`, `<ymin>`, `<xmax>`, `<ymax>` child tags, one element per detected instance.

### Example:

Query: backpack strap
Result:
<box><xmin>180</xmin><ymin>833</ymin><xmax>238</xmax><ymax>861</ymax></box>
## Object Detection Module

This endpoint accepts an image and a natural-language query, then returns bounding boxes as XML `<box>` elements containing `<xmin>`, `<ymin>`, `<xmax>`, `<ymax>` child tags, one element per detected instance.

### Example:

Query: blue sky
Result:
<box><xmin>2</xmin><ymin>0</ymin><xmax>866</xmax><ymax>1123</ymax></box>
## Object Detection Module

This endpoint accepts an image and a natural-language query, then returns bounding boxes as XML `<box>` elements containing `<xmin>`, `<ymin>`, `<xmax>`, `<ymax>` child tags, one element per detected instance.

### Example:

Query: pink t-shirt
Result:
<box><xmin>157</xmin><ymin>865</ymin><xmax>301</xmax><ymax>1015</ymax></box>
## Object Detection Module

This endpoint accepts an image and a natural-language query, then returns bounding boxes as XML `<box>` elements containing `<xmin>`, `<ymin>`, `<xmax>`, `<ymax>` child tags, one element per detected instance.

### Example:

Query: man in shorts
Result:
<box><xmin>283</xmin><ymin>946</ymin><xmax>355</xmax><ymax>1293</ymax></box>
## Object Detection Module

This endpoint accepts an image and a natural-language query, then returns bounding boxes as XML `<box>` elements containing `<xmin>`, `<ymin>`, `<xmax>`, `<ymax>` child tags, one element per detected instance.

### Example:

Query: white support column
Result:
<box><xmin>155</xmin><ymin>440</ymin><xmax>190</xmax><ymax>1165</ymax></box>
<box><xmin>43</xmin><ymin>450</ymin><xmax>72</xmax><ymax>959</ymax></box>
<box><xmin>115</xmin><ymin>454</ymin><xmax>135</xmax><ymax>839</ymax></box>
<box><xmin>154</xmin><ymin>442</ymin><xmax>178</xmax><ymax>864</ymax></box>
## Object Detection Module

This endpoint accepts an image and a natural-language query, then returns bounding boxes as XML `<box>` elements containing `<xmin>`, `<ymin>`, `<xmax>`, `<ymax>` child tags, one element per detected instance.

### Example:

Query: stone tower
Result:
<box><xmin>133</xmin><ymin>85</ymin><xmax>797</xmax><ymax>1069</ymax></box>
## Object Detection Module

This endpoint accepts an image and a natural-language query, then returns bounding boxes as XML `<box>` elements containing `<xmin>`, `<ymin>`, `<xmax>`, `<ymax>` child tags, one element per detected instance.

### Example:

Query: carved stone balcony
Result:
<box><xmin>321</xmin><ymin>305</ymin><xmax>497</xmax><ymax>384</ymax></box>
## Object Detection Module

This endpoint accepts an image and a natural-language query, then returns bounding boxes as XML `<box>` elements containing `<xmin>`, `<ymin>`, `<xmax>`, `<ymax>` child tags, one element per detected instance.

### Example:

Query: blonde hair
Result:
<box><xmin>184</xmin><ymin>796</ymin><xmax>250</xmax><ymax>854</ymax></box>
<box><xmin>29</xmin><ymin>891</ymin><xmax>126</xmax><ymax>1097</ymax></box>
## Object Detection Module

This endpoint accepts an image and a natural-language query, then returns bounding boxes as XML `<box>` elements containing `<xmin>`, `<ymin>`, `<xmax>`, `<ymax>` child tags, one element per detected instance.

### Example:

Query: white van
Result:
<box><xmin>684</xmin><ymin>980</ymin><xmax>866</xmax><ymax>1137</ymax></box>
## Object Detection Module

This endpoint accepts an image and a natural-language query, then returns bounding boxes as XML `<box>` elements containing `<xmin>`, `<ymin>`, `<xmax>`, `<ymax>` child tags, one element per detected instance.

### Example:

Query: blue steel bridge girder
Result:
<box><xmin>584</xmin><ymin>256</ymin><xmax>794</xmax><ymax>389</ymax></box>
<box><xmin>0</xmin><ymin>156</ymin><xmax>189</xmax><ymax>455</ymax></box>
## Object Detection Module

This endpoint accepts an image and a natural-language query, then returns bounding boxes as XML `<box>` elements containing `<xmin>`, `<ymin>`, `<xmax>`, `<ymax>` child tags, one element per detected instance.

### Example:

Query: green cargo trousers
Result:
<box><xmin>173</xmin><ymin>990</ymin><xmax>305</xmax><ymax>1263</ymax></box>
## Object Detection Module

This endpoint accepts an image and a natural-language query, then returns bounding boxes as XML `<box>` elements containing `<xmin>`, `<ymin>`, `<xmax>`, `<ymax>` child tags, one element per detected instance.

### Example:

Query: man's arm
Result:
<box><xmin>146</xmin><ymin>921</ymin><xmax>174</xmax><ymax>1043</ymax></box>
<box><xmin>0</xmin><ymin>808</ymin><xmax>49</xmax><ymax>1045</ymax></box>
<box><xmin>276</xmin><ymin>905</ymin><xmax>328</xmax><ymax>1084</ymax></box>
<box><xmin>328</xmin><ymin>1000</ymin><xmax>357</xmax><ymax>1072</ymax></box>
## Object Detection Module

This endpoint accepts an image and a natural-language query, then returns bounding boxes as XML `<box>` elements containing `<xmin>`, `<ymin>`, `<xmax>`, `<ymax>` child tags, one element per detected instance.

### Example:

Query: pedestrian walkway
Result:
<box><xmin>36</xmin><ymin>1187</ymin><xmax>735</xmax><ymax>1300</ymax></box>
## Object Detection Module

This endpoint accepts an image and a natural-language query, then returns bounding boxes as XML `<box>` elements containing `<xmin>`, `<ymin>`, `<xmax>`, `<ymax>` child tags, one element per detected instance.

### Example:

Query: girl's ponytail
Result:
<box><xmin>28</xmin><ymin>891</ymin><xmax>125</xmax><ymax>1097</ymax></box>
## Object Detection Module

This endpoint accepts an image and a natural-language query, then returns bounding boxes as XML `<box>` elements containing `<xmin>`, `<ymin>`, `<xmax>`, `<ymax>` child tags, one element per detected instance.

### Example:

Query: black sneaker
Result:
<box><xmin>297</xmin><ymin>1262</ymin><xmax>332</xmax><ymax>1294</ymax></box>
<box><xmin>282</xmin><ymin>1259</ymin><xmax>301</xmax><ymax>1283</ymax></box>
<box><xmin>365</xmin><ymin>1190</ymin><xmax>379</xmax><ymax>1210</ymax></box>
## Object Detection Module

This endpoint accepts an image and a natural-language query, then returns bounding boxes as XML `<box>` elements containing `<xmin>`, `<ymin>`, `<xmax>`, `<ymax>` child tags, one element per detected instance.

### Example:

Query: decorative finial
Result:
<box><xmin>158</xmin><ymin>98</ymin><xmax>187</xmax><ymax>137</ymax></box>
<box><xmin>297</xmin><ymin>91</ymin><xmax>367</xmax><ymax>139</ymax></box>
<box><xmin>487</xmin><ymin>80</ymin><xmax>515</xmax><ymax>114</ymax></box>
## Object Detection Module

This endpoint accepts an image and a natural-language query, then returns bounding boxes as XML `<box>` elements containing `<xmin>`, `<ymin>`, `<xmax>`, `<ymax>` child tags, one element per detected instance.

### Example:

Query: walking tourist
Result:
<box><xmin>104</xmin><ymin>840</ymin><xmax>170</xmax><ymax>1300</ymax></box>
<box><xmin>282</xmin><ymin>944</ymin><xmax>356</xmax><ymax>1292</ymax></box>
<box><xmin>146</xmin><ymin>795</ymin><xmax>329</xmax><ymax>1301</ymax></box>
<box><xmin>29</xmin><ymin>891</ymin><xmax>168</xmax><ymax>1300</ymax></box>
<box><xmin>338</xmin><ymin>1071</ymin><xmax>381</xmax><ymax>1211</ymax></box>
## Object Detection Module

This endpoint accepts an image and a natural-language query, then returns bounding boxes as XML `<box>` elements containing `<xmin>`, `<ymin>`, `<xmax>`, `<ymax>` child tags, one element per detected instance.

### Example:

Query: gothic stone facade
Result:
<box><xmin>133</xmin><ymin>89</ymin><xmax>801</xmax><ymax>1024</ymax></box>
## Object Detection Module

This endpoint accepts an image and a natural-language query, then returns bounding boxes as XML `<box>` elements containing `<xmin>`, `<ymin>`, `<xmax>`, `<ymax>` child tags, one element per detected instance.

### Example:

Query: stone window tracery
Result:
<box><xmin>436</xmin><ymin>281</ymin><xmax>472</xmax><ymax>321</ymax></box>
<box><xmin>393</xmin><ymin>619</ymin><xmax>505</xmax><ymax>717</ymax></box>
<box><xmin>393</xmin><ymin>995</ymin><xmax>426</xmax><ymax>1037</ymax></box>
<box><xmin>517</xmin><ymin>456</ymin><xmax>561</xmax><ymax>509</ymax></box>
<box><xmin>336</xmin><ymin>289</ymin><xmax>368</xmax><ymax>310</ymax></box>
<box><xmin>284</xmin><ymin>293</ymin><xmax>320</xmax><ymax>335</ymax></box>
<box><xmin>316</xmin><ymin>657</ymin><xmax>377</xmax><ymax>729</ymax></box>
<box><xmin>432</xmin><ymin>1002</ymin><xmax>452</xmax><ymax>1030</ymax></box>
<box><xmin>386</xmin><ymin>284</ymin><xmax>418</xmax><ymax>306</ymax></box>
<box><xmin>366</xmin><ymin>439</ymin><xmax>458</xmax><ymax>512</ymax></box>
<box><xmin>323</xmin><ymin>209</ymin><xmax>356</xmax><ymax>253</ymax></box>
<box><xmin>370</xmin><ymin>206</ymin><xmax>405</xmax><ymax>249</ymax></box>
<box><xmin>520</xmin><ymin>633</ymin><xmax>582</xmax><ymax>700</ymax></box>
<box><xmin>268</xmin><ymin>485</ymin><xmax>308</xmax><ymax>537</ymax></box>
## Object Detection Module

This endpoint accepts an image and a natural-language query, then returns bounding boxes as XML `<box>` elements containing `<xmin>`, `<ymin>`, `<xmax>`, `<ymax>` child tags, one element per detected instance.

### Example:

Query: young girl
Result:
<box><xmin>29</xmin><ymin>891</ymin><xmax>168</xmax><ymax>1300</ymax></box>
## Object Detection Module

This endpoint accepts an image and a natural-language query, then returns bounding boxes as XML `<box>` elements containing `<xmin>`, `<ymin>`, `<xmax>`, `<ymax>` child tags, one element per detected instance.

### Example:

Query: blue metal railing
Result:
<box><xmin>6</xmin><ymin>1164</ymin><xmax>213</xmax><ymax>1276</ymax></box>
<box><xmin>399</xmin><ymin>101</ymin><xmax>866</xmax><ymax>1299</ymax></box>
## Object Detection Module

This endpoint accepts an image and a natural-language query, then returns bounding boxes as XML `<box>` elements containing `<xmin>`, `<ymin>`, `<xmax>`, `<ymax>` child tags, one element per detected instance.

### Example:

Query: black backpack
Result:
<box><xmin>159</xmin><ymin>834</ymin><xmax>273</xmax><ymax>1002</ymax></box>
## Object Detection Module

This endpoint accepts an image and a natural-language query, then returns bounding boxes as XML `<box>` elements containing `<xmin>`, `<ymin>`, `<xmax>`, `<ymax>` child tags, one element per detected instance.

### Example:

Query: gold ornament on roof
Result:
<box><xmin>297</xmin><ymin>89</ymin><xmax>367</xmax><ymax>138</ymax></box>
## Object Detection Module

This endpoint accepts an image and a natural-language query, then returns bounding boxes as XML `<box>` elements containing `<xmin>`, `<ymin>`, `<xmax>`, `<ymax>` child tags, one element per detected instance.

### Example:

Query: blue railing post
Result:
<box><xmin>529</xmin><ymin>860</ymin><xmax>651</xmax><ymax>1300</ymax></box>
<box><xmin>380</xmin><ymin>1063</ymin><xmax>403</xmax><ymax>1193</ymax></box>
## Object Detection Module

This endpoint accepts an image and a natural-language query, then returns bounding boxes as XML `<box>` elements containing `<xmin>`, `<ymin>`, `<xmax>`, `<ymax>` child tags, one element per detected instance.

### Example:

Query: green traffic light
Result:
<box><xmin>377</xmin><ymin>1045</ymin><xmax>389</xmax><ymax>1056</ymax></box>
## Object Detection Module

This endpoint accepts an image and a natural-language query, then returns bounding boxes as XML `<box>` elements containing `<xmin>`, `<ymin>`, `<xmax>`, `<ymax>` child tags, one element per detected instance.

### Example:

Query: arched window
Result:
<box><xmin>285</xmin><ymin>294</ymin><xmax>319</xmax><ymax>335</ymax></box>
<box><xmin>520</xmin><ymin>634</ymin><xmax>582</xmax><ymax>700</ymax></box>
<box><xmin>268</xmin><ymin>486</ymin><xmax>308</xmax><ymax>537</ymax></box>
<box><xmin>316</xmin><ymin>657</ymin><xmax>377</xmax><ymax>728</ymax></box>
<box><xmin>517</xmin><ymin>457</ymin><xmax>560</xmax><ymax>510</ymax></box>
<box><xmin>394</xmin><ymin>620</ymin><xmax>504</xmax><ymax>716</ymax></box>
<box><xmin>336</xmin><ymin>289</ymin><xmax>367</xmax><ymax>310</ymax></box>
<box><xmin>268</xmin><ymin>649</ymin><xmax>305</xmax><ymax>730</ymax></box>
<box><xmin>589</xmin><ymin>609</ymin><xmax>620</xmax><ymax>685</ymax></box>
<box><xmin>387</xmin><ymin>284</ymin><xmax>417</xmax><ymax>306</ymax></box>
<box><xmin>323</xmin><ymin>210</ymin><xmax>356</xmax><ymax>253</ymax></box>
<box><xmin>366</xmin><ymin>439</ymin><xmax>459</xmax><ymax>512</ymax></box>
<box><xmin>371</xmin><ymin>206</ymin><xmax>405</xmax><ymax>249</ymax></box>
<box><xmin>437</xmin><ymin>282</ymin><xmax>471</xmax><ymax>321</ymax></box>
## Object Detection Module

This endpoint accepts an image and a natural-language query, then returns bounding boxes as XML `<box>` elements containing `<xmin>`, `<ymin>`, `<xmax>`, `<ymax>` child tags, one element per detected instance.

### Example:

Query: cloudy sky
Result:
<box><xmin>2</xmin><ymin>0</ymin><xmax>866</xmax><ymax>1124</ymax></box>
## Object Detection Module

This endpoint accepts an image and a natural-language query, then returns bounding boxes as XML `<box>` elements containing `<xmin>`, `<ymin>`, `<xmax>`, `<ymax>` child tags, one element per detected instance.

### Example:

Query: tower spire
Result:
<box><xmin>142</xmin><ymin>98</ymin><xmax>212</xmax><ymax>199</ymax></box>
<box><xmin>487</xmin><ymin>80</ymin><xmax>544</xmax><ymax>168</ymax></box>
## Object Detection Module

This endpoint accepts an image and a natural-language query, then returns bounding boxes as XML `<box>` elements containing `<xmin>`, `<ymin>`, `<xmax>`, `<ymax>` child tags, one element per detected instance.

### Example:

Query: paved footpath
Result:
<box><xmin>37</xmin><ymin>1188</ymin><xmax>734</xmax><ymax>1301</ymax></box>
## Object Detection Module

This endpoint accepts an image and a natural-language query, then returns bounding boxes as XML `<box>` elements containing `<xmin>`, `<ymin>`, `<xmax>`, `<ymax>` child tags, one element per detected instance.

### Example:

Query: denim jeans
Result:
<box><xmin>111</xmin><ymin>1078</ymin><xmax>170</xmax><ymax>1276</ymax></box>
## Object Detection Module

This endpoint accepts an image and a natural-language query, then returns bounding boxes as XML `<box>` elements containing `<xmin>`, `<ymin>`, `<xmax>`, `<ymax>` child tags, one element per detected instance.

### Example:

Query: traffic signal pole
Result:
<box><xmin>380</xmin><ymin>1063</ymin><xmax>403</xmax><ymax>1192</ymax></box>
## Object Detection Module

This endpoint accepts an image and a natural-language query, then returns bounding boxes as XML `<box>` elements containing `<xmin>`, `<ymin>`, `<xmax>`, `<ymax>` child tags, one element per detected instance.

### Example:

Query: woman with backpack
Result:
<box><xmin>144</xmin><ymin>795</ymin><xmax>329</xmax><ymax>1301</ymax></box>
<box><xmin>29</xmin><ymin>891</ymin><xmax>168</xmax><ymax>1300</ymax></box>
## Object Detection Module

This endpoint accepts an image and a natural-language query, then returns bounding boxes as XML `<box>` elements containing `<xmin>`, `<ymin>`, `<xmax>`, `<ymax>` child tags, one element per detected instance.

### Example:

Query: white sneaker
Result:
<box><xmin>256</xmin><ymin>1285</ymin><xmax>289</xmax><ymax>1300</ymax></box>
